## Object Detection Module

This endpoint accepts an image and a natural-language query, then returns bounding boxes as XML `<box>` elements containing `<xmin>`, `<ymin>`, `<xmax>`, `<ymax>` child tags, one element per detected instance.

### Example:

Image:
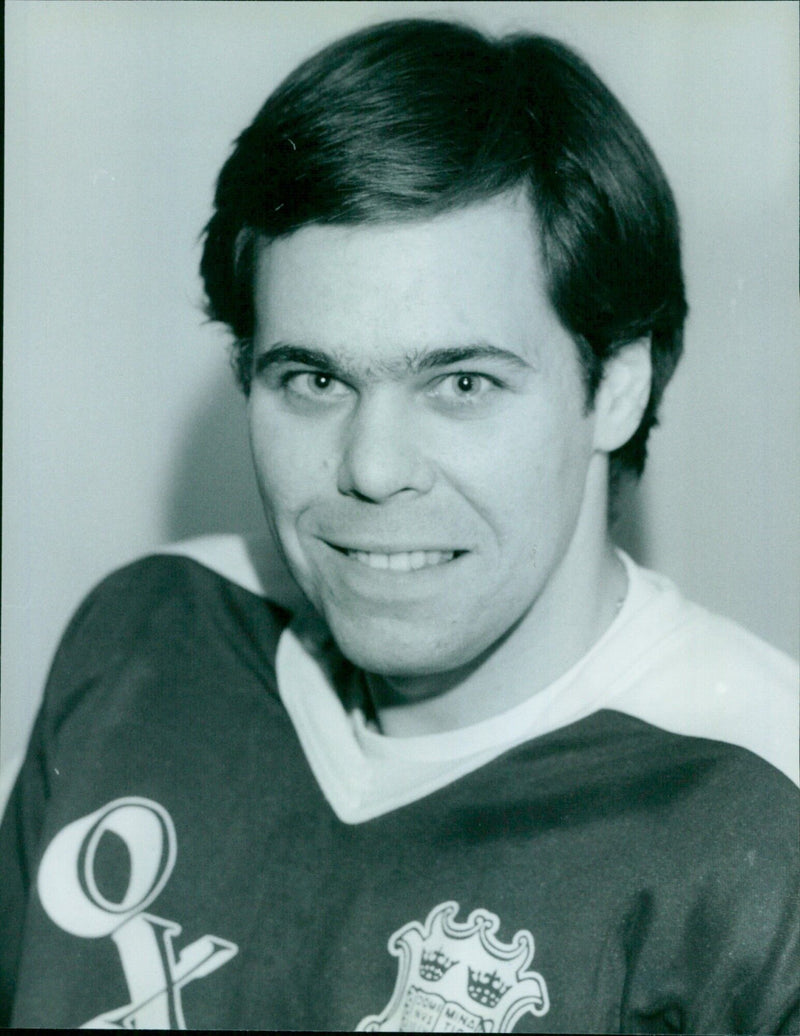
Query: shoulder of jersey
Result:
<box><xmin>154</xmin><ymin>532</ymin><xmax>306</xmax><ymax>610</ymax></box>
<box><xmin>610</xmin><ymin>592</ymin><xmax>799</xmax><ymax>787</ymax></box>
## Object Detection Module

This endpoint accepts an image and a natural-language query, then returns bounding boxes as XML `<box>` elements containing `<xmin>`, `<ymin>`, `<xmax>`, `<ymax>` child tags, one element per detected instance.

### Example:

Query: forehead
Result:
<box><xmin>253</xmin><ymin>193</ymin><xmax>568</xmax><ymax>367</ymax></box>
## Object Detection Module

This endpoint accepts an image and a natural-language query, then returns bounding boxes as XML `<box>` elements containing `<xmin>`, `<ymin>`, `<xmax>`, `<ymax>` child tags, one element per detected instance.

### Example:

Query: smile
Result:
<box><xmin>328</xmin><ymin>544</ymin><xmax>463</xmax><ymax>572</ymax></box>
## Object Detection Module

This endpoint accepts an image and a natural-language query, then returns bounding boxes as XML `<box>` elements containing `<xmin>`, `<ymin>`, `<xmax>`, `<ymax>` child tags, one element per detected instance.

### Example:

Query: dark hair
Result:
<box><xmin>201</xmin><ymin>18</ymin><xmax>687</xmax><ymax>479</ymax></box>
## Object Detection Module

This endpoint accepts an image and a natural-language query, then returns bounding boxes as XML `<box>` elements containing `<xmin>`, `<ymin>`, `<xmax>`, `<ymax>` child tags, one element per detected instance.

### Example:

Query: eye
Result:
<box><xmin>428</xmin><ymin>372</ymin><xmax>500</xmax><ymax>405</ymax></box>
<box><xmin>283</xmin><ymin>371</ymin><xmax>351</xmax><ymax>402</ymax></box>
<box><xmin>452</xmin><ymin>374</ymin><xmax>482</xmax><ymax>395</ymax></box>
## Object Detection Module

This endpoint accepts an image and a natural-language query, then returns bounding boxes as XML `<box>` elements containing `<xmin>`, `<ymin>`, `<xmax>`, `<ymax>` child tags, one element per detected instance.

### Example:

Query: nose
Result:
<box><xmin>337</xmin><ymin>391</ymin><xmax>435</xmax><ymax>502</ymax></box>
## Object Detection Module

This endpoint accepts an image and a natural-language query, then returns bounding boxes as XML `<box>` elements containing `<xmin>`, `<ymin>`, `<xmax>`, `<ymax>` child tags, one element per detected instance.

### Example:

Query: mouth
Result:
<box><xmin>327</xmin><ymin>544</ymin><xmax>466</xmax><ymax>572</ymax></box>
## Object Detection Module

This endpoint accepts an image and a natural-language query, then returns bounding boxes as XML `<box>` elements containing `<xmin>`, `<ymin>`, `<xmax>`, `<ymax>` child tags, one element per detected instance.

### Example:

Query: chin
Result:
<box><xmin>324</xmin><ymin>616</ymin><xmax>481</xmax><ymax>680</ymax></box>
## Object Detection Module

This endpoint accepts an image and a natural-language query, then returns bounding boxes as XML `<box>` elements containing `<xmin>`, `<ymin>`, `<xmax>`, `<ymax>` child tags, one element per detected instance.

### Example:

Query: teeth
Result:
<box><xmin>349</xmin><ymin>550</ymin><xmax>456</xmax><ymax>571</ymax></box>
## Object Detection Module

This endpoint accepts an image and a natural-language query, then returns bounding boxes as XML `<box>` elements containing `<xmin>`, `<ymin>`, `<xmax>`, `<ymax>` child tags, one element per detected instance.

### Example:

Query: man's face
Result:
<box><xmin>248</xmin><ymin>193</ymin><xmax>598</xmax><ymax>681</ymax></box>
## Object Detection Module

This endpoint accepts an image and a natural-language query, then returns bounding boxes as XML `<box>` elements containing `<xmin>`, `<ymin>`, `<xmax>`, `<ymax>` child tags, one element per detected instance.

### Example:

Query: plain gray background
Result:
<box><xmin>3</xmin><ymin>0</ymin><xmax>798</xmax><ymax>774</ymax></box>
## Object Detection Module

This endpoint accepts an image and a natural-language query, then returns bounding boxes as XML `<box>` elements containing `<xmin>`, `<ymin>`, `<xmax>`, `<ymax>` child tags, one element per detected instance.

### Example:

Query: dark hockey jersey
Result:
<box><xmin>1</xmin><ymin>544</ymin><xmax>797</xmax><ymax>1032</ymax></box>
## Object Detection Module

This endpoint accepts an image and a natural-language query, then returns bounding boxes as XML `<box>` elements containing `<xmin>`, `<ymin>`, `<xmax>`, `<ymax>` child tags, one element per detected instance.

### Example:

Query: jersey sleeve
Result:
<box><xmin>0</xmin><ymin>703</ymin><xmax>50</xmax><ymax>1024</ymax></box>
<box><xmin>0</xmin><ymin>574</ymin><xmax>108</xmax><ymax>1025</ymax></box>
<box><xmin>0</xmin><ymin>554</ymin><xmax>273</xmax><ymax>1026</ymax></box>
<box><xmin>619</xmin><ymin>748</ymin><xmax>800</xmax><ymax>1035</ymax></box>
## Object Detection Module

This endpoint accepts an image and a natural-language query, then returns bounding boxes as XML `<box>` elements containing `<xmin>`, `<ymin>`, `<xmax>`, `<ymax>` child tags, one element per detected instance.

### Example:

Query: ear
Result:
<box><xmin>591</xmin><ymin>337</ymin><xmax>652</xmax><ymax>454</ymax></box>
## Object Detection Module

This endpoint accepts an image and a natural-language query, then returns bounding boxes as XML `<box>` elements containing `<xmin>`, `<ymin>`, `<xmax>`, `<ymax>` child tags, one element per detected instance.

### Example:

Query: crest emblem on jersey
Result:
<box><xmin>37</xmin><ymin>797</ymin><xmax>237</xmax><ymax>1029</ymax></box>
<box><xmin>357</xmin><ymin>900</ymin><xmax>549</xmax><ymax>1033</ymax></box>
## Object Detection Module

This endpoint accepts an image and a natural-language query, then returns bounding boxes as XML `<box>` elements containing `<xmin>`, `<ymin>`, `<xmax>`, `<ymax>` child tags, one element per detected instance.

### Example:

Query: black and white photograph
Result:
<box><xmin>2</xmin><ymin>1</ymin><xmax>798</xmax><ymax>1031</ymax></box>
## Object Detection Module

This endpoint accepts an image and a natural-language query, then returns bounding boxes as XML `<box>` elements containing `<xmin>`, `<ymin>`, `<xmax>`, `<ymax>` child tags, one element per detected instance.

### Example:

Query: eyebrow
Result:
<box><xmin>253</xmin><ymin>343</ymin><xmax>535</xmax><ymax>380</ymax></box>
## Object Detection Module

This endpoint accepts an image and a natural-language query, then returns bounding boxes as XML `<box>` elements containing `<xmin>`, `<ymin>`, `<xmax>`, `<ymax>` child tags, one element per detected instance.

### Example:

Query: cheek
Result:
<box><xmin>456</xmin><ymin>407</ymin><xmax>593</xmax><ymax>543</ymax></box>
<box><xmin>248</xmin><ymin>404</ymin><xmax>329</xmax><ymax>514</ymax></box>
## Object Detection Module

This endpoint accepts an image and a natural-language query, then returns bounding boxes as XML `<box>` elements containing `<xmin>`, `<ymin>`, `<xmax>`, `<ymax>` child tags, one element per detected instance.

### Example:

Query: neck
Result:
<box><xmin>367</xmin><ymin>456</ymin><xmax>626</xmax><ymax>737</ymax></box>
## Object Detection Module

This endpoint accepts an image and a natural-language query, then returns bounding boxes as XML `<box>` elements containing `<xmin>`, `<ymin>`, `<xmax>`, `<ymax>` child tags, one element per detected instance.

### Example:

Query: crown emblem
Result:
<box><xmin>467</xmin><ymin>966</ymin><xmax>511</xmax><ymax>1008</ymax></box>
<box><xmin>419</xmin><ymin>948</ymin><xmax>458</xmax><ymax>982</ymax></box>
<box><xmin>357</xmin><ymin>901</ymin><xmax>550</xmax><ymax>1032</ymax></box>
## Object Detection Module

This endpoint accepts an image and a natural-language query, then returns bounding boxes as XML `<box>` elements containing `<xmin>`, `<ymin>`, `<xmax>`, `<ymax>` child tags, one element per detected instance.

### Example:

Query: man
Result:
<box><xmin>1</xmin><ymin>18</ymin><xmax>797</xmax><ymax>1033</ymax></box>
